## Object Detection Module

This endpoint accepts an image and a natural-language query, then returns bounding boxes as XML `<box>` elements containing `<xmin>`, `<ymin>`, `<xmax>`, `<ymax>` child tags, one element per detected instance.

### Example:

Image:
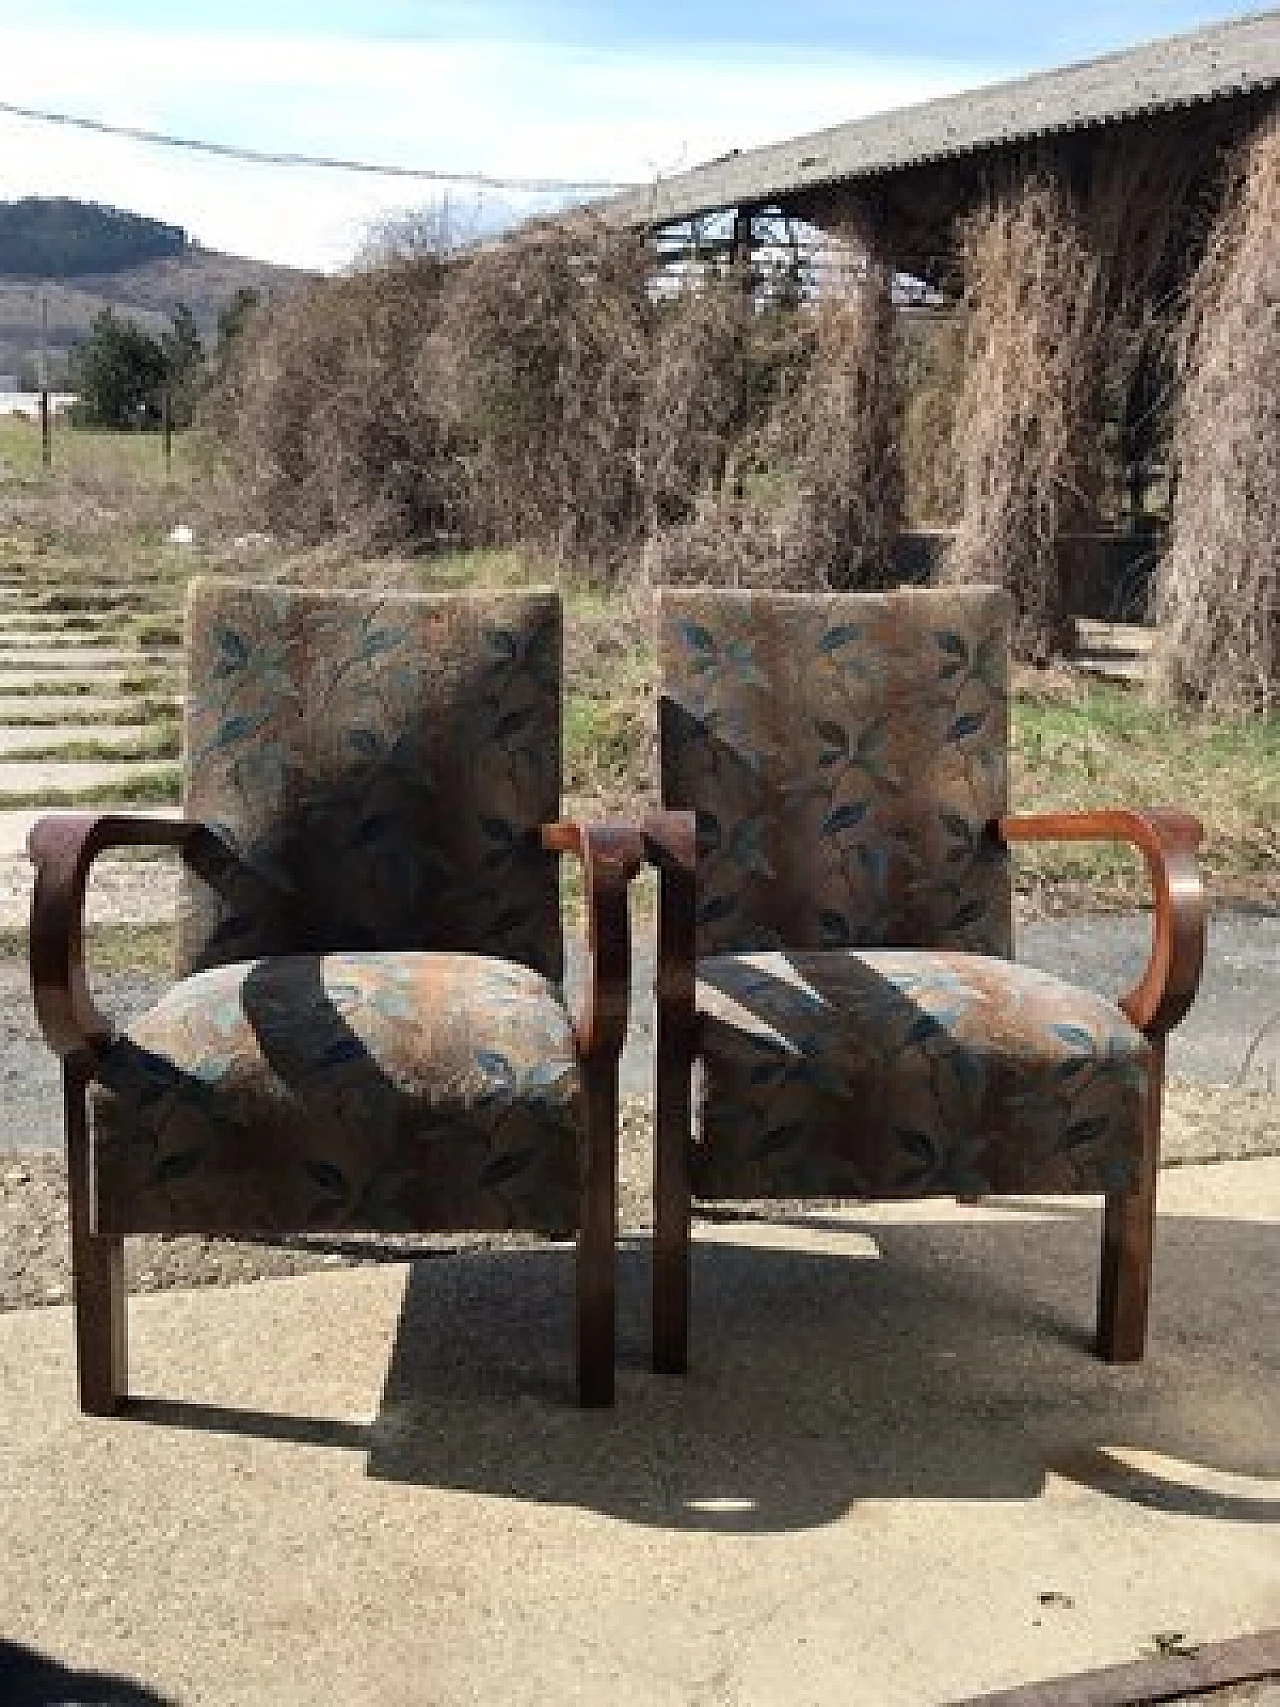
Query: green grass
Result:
<box><xmin>0</xmin><ymin>417</ymin><xmax>220</xmax><ymax>606</ymax></box>
<box><xmin>17</xmin><ymin>590</ymin><xmax>150</xmax><ymax>614</ymax></box>
<box><xmin>564</xmin><ymin>689</ymin><xmax>648</xmax><ymax>799</ymax></box>
<box><xmin>1012</xmin><ymin>677</ymin><xmax>1279</xmax><ymax>895</ymax></box>
<box><xmin>0</xmin><ymin>414</ymin><xmax>202</xmax><ymax>488</ymax></box>
<box><xmin>133</xmin><ymin>617</ymin><xmax>182</xmax><ymax>647</ymax></box>
<box><xmin>0</xmin><ymin>611</ymin><xmax>135</xmax><ymax>631</ymax></box>
<box><xmin>118</xmin><ymin>672</ymin><xmax>178</xmax><ymax>696</ymax></box>
<box><xmin>413</xmin><ymin>546</ymin><xmax>548</xmax><ymax>591</ymax></box>
<box><xmin>0</xmin><ymin>631</ymin><xmax>159</xmax><ymax>649</ymax></box>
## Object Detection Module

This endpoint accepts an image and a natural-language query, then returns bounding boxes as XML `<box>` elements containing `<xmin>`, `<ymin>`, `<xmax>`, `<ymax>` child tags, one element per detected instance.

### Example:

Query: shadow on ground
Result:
<box><xmin>126</xmin><ymin>1198</ymin><xmax>1280</xmax><ymax>1536</ymax></box>
<box><xmin>0</xmin><ymin>1638</ymin><xmax>175</xmax><ymax>1706</ymax></box>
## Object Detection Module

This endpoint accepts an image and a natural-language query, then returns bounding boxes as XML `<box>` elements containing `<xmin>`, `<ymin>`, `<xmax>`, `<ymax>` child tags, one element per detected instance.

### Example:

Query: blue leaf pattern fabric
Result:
<box><xmin>693</xmin><ymin>950</ymin><xmax>1150</xmax><ymax>1199</ymax></box>
<box><xmin>89</xmin><ymin>583</ymin><xmax>586</xmax><ymax>1240</ymax></box>
<box><xmin>179</xmin><ymin>580</ymin><xmax>562</xmax><ymax>980</ymax></box>
<box><xmin>657</xmin><ymin>586</ymin><xmax>1013</xmax><ymax>958</ymax></box>
<box><xmin>91</xmin><ymin>953</ymin><xmax>581</xmax><ymax>1236</ymax></box>
<box><xmin>657</xmin><ymin>587</ymin><xmax>1154</xmax><ymax>1206</ymax></box>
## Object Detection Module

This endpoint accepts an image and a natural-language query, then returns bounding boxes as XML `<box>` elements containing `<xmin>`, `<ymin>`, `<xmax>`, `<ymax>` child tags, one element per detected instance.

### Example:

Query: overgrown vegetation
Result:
<box><xmin>1153</xmin><ymin>113</ymin><xmax>1279</xmax><ymax>713</ymax></box>
<box><xmin>217</xmin><ymin>218</ymin><xmax>914</xmax><ymax>589</ymax></box>
<box><xmin>942</xmin><ymin>179</ymin><xmax>1103</xmax><ymax>660</ymax></box>
<box><xmin>0</xmin><ymin>416</ymin><xmax>1275</xmax><ymax>913</ymax></box>
<box><xmin>224</xmin><ymin>256</ymin><xmax>457</xmax><ymax>545</ymax></box>
<box><xmin>2</xmin><ymin>146</ymin><xmax>1276</xmax><ymax>933</ymax></box>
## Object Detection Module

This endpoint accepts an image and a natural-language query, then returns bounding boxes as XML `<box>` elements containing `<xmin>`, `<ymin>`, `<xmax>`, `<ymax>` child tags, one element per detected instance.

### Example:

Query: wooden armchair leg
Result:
<box><xmin>1096</xmin><ymin>1048</ymin><xmax>1163</xmax><ymax>1363</ymax></box>
<box><xmin>576</xmin><ymin>1063</ymin><xmax>617</xmax><ymax>1407</ymax></box>
<box><xmin>652</xmin><ymin>1039</ymin><xmax>691</xmax><ymax>1376</ymax></box>
<box><xmin>64</xmin><ymin>1062</ymin><xmax>127</xmax><ymax>1414</ymax></box>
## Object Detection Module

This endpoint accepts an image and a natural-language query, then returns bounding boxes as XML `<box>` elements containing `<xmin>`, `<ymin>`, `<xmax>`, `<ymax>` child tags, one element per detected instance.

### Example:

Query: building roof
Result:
<box><xmin>605</xmin><ymin>10</ymin><xmax>1280</xmax><ymax>228</ymax></box>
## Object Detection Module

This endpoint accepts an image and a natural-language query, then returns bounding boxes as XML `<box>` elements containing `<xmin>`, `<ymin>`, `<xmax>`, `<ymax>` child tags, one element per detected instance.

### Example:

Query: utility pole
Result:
<box><xmin>38</xmin><ymin>289</ymin><xmax>51</xmax><ymax>469</ymax></box>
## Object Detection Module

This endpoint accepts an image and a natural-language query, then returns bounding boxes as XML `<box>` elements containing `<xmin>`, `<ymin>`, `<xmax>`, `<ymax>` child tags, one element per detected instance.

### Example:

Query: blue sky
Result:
<box><xmin>15</xmin><ymin>0</ymin><xmax>1258</xmax><ymax>58</ymax></box>
<box><xmin>0</xmin><ymin>2</ymin><xmax>1265</xmax><ymax>269</ymax></box>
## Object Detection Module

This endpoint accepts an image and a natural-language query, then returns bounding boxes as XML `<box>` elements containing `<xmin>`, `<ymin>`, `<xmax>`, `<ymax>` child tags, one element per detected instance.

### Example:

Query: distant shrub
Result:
<box><xmin>69</xmin><ymin>310</ymin><xmax>168</xmax><ymax>430</ymax></box>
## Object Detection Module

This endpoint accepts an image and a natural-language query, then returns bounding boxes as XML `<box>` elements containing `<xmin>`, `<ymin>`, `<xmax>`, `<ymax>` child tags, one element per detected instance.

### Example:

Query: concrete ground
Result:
<box><xmin>1</xmin><ymin>1157</ymin><xmax>1277</xmax><ymax>1705</ymax></box>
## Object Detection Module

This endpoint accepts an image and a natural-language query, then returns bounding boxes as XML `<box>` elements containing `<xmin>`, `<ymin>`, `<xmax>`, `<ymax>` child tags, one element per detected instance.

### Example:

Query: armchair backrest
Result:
<box><xmin>657</xmin><ymin>586</ymin><xmax>1013</xmax><ymax>958</ymax></box>
<box><xmin>178</xmin><ymin>580</ymin><xmax>563</xmax><ymax>980</ymax></box>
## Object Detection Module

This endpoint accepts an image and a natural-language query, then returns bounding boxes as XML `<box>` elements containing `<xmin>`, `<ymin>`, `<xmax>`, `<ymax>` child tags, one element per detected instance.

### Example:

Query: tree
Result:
<box><xmin>70</xmin><ymin>310</ymin><xmax>168</xmax><ymax>430</ymax></box>
<box><xmin>162</xmin><ymin>302</ymin><xmax>205</xmax><ymax>427</ymax></box>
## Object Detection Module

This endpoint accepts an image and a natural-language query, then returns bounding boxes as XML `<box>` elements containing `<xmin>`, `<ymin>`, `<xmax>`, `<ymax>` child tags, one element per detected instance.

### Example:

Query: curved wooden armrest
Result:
<box><xmin>995</xmin><ymin>808</ymin><xmax>1206</xmax><ymax>1039</ymax></box>
<box><xmin>642</xmin><ymin>810</ymin><xmax>697</xmax><ymax>1019</ymax></box>
<box><xmin>541</xmin><ymin>820</ymin><xmax>644</xmax><ymax>1060</ymax></box>
<box><xmin>28</xmin><ymin>812</ymin><xmax>218</xmax><ymax>1061</ymax></box>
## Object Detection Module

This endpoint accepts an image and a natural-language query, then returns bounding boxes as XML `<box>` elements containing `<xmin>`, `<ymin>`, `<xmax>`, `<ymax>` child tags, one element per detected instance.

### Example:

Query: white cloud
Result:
<box><xmin>0</xmin><ymin>25</ymin><xmax>995</xmax><ymax>268</ymax></box>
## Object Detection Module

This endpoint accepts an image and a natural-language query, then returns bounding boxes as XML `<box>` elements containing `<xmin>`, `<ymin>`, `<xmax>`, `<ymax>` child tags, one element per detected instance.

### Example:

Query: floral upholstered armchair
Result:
<box><xmin>29</xmin><ymin>582</ymin><xmax>642</xmax><ymax>1411</ymax></box>
<box><xmin>645</xmin><ymin>587</ymin><xmax>1205</xmax><ymax>1376</ymax></box>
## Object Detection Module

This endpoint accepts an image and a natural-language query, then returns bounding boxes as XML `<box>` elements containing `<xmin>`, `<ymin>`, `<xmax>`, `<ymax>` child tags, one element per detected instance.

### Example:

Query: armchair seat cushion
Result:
<box><xmin>694</xmin><ymin>950</ymin><xmax>1152</xmax><ymax>1200</ymax></box>
<box><xmin>90</xmin><ymin>952</ymin><xmax>582</xmax><ymax>1237</ymax></box>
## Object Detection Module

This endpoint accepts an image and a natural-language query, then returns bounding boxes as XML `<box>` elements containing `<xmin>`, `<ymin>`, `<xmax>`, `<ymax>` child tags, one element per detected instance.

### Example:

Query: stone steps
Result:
<box><xmin>0</xmin><ymin>650</ymin><xmax>178</xmax><ymax>674</ymax></box>
<box><xmin>0</xmin><ymin>758</ymin><xmax>178</xmax><ymax>795</ymax></box>
<box><xmin>0</xmin><ymin>696</ymin><xmax>176</xmax><ymax>722</ymax></box>
<box><xmin>0</xmin><ymin>724</ymin><xmax>175</xmax><ymax>757</ymax></box>
<box><xmin>1071</xmin><ymin>619</ymin><xmax>1155</xmax><ymax>684</ymax></box>
<box><xmin>0</xmin><ymin>560</ymin><xmax>185</xmax><ymax>921</ymax></box>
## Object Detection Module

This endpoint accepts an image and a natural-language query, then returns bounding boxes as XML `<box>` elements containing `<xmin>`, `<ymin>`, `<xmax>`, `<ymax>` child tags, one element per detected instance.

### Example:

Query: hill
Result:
<box><xmin>0</xmin><ymin>198</ymin><xmax>187</xmax><ymax>279</ymax></box>
<box><xmin>0</xmin><ymin>199</ymin><xmax>309</xmax><ymax>386</ymax></box>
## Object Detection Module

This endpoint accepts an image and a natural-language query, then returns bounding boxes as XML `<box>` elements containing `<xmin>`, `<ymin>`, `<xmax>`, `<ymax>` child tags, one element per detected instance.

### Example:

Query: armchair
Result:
<box><xmin>647</xmin><ymin>587</ymin><xmax>1205</xmax><ymax>1375</ymax></box>
<box><xmin>29</xmin><ymin>582</ymin><xmax>642</xmax><ymax>1412</ymax></box>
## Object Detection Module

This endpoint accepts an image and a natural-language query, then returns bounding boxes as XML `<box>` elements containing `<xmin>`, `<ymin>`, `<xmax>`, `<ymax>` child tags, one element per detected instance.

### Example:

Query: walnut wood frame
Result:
<box><xmin>29</xmin><ymin>811</ymin><xmax>643</xmax><ymax>1414</ymax></box>
<box><xmin>646</xmin><ymin>805</ymin><xmax>1205</xmax><ymax>1376</ymax></box>
<box><xmin>997</xmin><ymin>809</ymin><xmax>1206</xmax><ymax>1362</ymax></box>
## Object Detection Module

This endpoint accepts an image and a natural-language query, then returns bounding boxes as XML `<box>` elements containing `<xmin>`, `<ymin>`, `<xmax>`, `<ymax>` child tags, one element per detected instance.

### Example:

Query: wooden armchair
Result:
<box><xmin>646</xmin><ymin>587</ymin><xmax>1205</xmax><ymax>1375</ymax></box>
<box><xmin>29</xmin><ymin>582</ymin><xmax>642</xmax><ymax>1412</ymax></box>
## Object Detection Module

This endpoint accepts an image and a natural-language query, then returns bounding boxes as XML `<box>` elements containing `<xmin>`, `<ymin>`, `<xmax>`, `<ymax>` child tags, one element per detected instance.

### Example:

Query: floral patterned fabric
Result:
<box><xmin>91</xmin><ymin>952</ymin><xmax>582</xmax><ymax>1237</ymax></box>
<box><xmin>178</xmin><ymin>580</ymin><xmax>562</xmax><ymax>980</ymax></box>
<box><xmin>657</xmin><ymin>587</ymin><xmax>1013</xmax><ymax>959</ymax></box>
<box><xmin>87</xmin><ymin>583</ymin><xmax>583</xmax><ymax>1238</ymax></box>
<box><xmin>693</xmin><ymin>950</ymin><xmax>1150</xmax><ymax>1199</ymax></box>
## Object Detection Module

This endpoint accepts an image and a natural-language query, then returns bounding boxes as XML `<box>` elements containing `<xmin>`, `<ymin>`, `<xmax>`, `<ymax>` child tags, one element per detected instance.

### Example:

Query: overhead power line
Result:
<box><xmin>0</xmin><ymin>98</ymin><xmax>640</xmax><ymax>195</ymax></box>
